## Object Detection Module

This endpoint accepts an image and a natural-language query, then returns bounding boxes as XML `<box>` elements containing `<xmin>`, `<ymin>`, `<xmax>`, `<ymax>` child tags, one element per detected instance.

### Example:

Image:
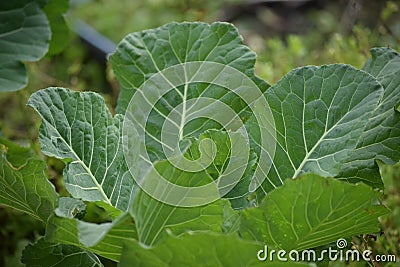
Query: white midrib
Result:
<box><xmin>179</xmin><ymin>68</ymin><xmax>189</xmax><ymax>140</ymax></box>
<box><xmin>46</xmin><ymin>120</ymin><xmax>112</xmax><ymax>205</ymax></box>
<box><xmin>293</xmin><ymin>73</ymin><xmax>343</xmax><ymax>179</ymax></box>
<box><xmin>70</xmin><ymin>147</ymin><xmax>112</xmax><ymax>205</ymax></box>
<box><xmin>292</xmin><ymin>127</ymin><xmax>331</xmax><ymax>178</ymax></box>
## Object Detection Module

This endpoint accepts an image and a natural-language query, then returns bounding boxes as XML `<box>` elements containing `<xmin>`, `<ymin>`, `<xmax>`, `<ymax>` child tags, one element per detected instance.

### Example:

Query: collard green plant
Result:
<box><xmin>27</xmin><ymin>88</ymin><xmax>134</xmax><ymax>211</ymax></box>
<box><xmin>249</xmin><ymin>63</ymin><xmax>384</xmax><ymax>194</ymax></box>
<box><xmin>0</xmin><ymin>0</ymin><xmax>69</xmax><ymax>92</ymax></box>
<box><xmin>0</xmin><ymin>22</ymin><xmax>399</xmax><ymax>266</ymax></box>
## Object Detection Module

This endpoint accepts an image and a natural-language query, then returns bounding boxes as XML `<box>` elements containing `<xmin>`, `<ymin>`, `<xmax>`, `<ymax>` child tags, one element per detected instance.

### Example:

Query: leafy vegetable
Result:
<box><xmin>0</xmin><ymin>0</ymin><xmax>69</xmax><ymax>92</ymax></box>
<box><xmin>1</xmin><ymin>22</ymin><xmax>398</xmax><ymax>266</ymax></box>
<box><xmin>27</xmin><ymin>88</ymin><xmax>142</xmax><ymax>261</ymax></box>
<box><xmin>112</xmin><ymin>22</ymin><xmax>275</xmax><ymax>209</ymax></box>
<box><xmin>28</xmin><ymin>87</ymin><xmax>135</xmax><ymax>211</ymax></box>
<box><xmin>240</xmin><ymin>174</ymin><xmax>388</xmax><ymax>251</ymax></box>
<box><xmin>248</xmin><ymin>64</ymin><xmax>384</xmax><ymax>194</ymax></box>
<box><xmin>110</xmin><ymin>21</ymin><xmax>269</xmax><ymax>114</ymax></box>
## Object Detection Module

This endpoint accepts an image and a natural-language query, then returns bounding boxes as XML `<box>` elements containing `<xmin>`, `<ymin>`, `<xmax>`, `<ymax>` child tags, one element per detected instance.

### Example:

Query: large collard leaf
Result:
<box><xmin>111</xmin><ymin>22</ymin><xmax>272</xmax><ymax>209</ymax></box>
<box><xmin>0</xmin><ymin>139</ymin><xmax>57</xmax><ymax>223</ymax></box>
<box><xmin>130</xmin><ymin>158</ymin><xmax>226</xmax><ymax>246</ymax></box>
<box><xmin>118</xmin><ymin>232</ymin><xmax>313</xmax><ymax>267</ymax></box>
<box><xmin>22</xmin><ymin>238</ymin><xmax>103</xmax><ymax>267</ymax></box>
<box><xmin>28</xmin><ymin>87</ymin><xmax>134</xmax><ymax>211</ymax></box>
<box><xmin>28</xmin><ymin>87</ymin><xmax>139</xmax><ymax>261</ymax></box>
<box><xmin>0</xmin><ymin>0</ymin><xmax>50</xmax><ymax>92</ymax></box>
<box><xmin>246</xmin><ymin>64</ymin><xmax>383</xmax><ymax>194</ymax></box>
<box><xmin>110</xmin><ymin>21</ymin><xmax>269</xmax><ymax>169</ymax></box>
<box><xmin>339</xmin><ymin>47</ymin><xmax>400</xmax><ymax>187</ymax></box>
<box><xmin>240</xmin><ymin>174</ymin><xmax>388</xmax><ymax>251</ymax></box>
<box><xmin>110</xmin><ymin>21</ymin><xmax>269</xmax><ymax>114</ymax></box>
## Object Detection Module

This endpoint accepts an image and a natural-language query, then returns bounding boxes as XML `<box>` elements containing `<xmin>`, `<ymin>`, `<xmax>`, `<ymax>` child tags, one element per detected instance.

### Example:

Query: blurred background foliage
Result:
<box><xmin>0</xmin><ymin>0</ymin><xmax>399</xmax><ymax>266</ymax></box>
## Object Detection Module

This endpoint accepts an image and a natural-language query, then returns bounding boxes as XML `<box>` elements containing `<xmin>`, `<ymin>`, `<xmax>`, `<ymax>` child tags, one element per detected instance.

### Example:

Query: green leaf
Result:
<box><xmin>43</xmin><ymin>0</ymin><xmax>70</xmax><ymax>56</ymax></box>
<box><xmin>185</xmin><ymin>130</ymin><xmax>258</xmax><ymax>209</ymax></box>
<box><xmin>0</xmin><ymin>138</ymin><xmax>35</xmax><ymax>166</ymax></box>
<box><xmin>130</xmin><ymin>159</ymin><xmax>226</xmax><ymax>246</ymax></box>
<box><xmin>339</xmin><ymin>47</ymin><xmax>400</xmax><ymax>188</ymax></box>
<box><xmin>0</xmin><ymin>0</ymin><xmax>50</xmax><ymax>92</ymax></box>
<box><xmin>363</xmin><ymin>48</ymin><xmax>400</xmax><ymax>111</ymax></box>
<box><xmin>127</xmin><ymin>129</ymin><xmax>254</xmax><ymax>247</ymax></box>
<box><xmin>240</xmin><ymin>174</ymin><xmax>388</xmax><ymax>250</ymax></box>
<box><xmin>47</xmin><ymin>196</ymin><xmax>136</xmax><ymax>262</ymax></box>
<box><xmin>221</xmin><ymin>201</ymin><xmax>240</xmax><ymax>234</ymax></box>
<box><xmin>22</xmin><ymin>238</ymin><xmax>103</xmax><ymax>267</ymax></box>
<box><xmin>249</xmin><ymin>64</ymin><xmax>383</xmax><ymax>194</ymax></box>
<box><xmin>28</xmin><ymin>87</ymin><xmax>135</xmax><ymax>211</ymax></box>
<box><xmin>118</xmin><ymin>232</ymin><xmax>313</xmax><ymax>267</ymax></box>
<box><xmin>111</xmin><ymin>22</ymin><xmax>270</xmax><ymax>177</ymax></box>
<box><xmin>0</xmin><ymin>140</ymin><xmax>57</xmax><ymax>223</ymax></box>
<box><xmin>55</xmin><ymin>197</ymin><xmax>86</xmax><ymax>219</ymax></box>
<box><xmin>113</xmin><ymin>22</ymin><xmax>275</xmax><ymax>209</ymax></box>
<box><xmin>46</xmin><ymin>211</ymin><xmax>137</xmax><ymax>262</ymax></box>
<box><xmin>110</xmin><ymin>21</ymin><xmax>269</xmax><ymax>114</ymax></box>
